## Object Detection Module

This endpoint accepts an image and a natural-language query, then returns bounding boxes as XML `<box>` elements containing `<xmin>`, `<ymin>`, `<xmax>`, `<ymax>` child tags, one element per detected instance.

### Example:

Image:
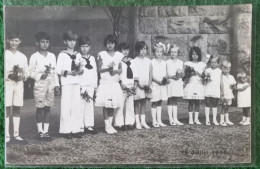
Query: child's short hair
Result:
<box><xmin>103</xmin><ymin>34</ymin><xmax>118</xmax><ymax>47</ymax></box>
<box><xmin>221</xmin><ymin>60</ymin><xmax>231</xmax><ymax>69</ymax></box>
<box><xmin>189</xmin><ymin>46</ymin><xmax>202</xmax><ymax>61</ymax></box>
<box><xmin>207</xmin><ymin>55</ymin><xmax>219</xmax><ymax>67</ymax></box>
<box><xmin>237</xmin><ymin>72</ymin><xmax>247</xmax><ymax>82</ymax></box>
<box><xmin>35</xmin><ymin>31</ymin><xmax>50</xmax><ymax>42</ymax></box>
<box><xmin>63</xmin><ymin>31</ymin><xmax>77</xmax><ymax>41</ymax></box>
<box><xmin>168</xmin><ymin>44</ymin><xmax>179</xmax><ymax>54</ymax></box>
<box><xmin>135</xmin><ymin>41</ymin><xmax>148</xmax><ymax>55</ymax></box>
<box><xmin>152</xmin><ymin>42</ymin><xmax>164</xmax><ymax>54</ymax></box>
<box><xmin>78</xmin><ymin>36</ymin><xmax>91</xmax><ymax>46</ymax></box>
<box><xmin>7</xmin><ymin>31</ymin><xmax>21</xmax><ymax>40</ymax></box>
<box><xmin>118</xmin><ymin>42</ymin><xmax>130</xmax><ymax>52</ymax></box>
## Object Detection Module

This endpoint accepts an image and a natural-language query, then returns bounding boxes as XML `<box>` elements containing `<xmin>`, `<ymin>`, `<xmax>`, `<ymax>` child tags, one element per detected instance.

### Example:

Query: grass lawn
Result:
<box><xmin>6</xmin><ymin>96</ymin><xmax>251</xmax><ymax>166</ymax></box>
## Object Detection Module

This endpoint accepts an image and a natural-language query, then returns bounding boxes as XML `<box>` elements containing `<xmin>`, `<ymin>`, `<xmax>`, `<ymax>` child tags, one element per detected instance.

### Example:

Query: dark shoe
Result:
<box><xmin>127</xmin><ymin>125</ymin><xmax>134</xmax><ymax>130</ymax></box>
<box><xmin>62</xmin><ymin>133</ymin><xmax>72</xmax><ymax>139</ymax></box>
<box><xmin>114</xmin><ymin>126</ymin><xmax>125</xmax><ymax>131</ymax></box>
<box><xmin>72</xmin><ymin>133</ymin><xmax>83</xmax><ymax>138</ymax></box>
<box><xmin>122</xmin><ymin>125</ymin><xmax>128</xmax><ymax>131</ymax></box>
<box><xmin>37</xmin><ymin>132</ymin><xmax>45</xmax><ymax>140</ymax></box>
<box><xmin>13</xmin><ymin>136</ymin><xmax>28</xmax><ymax>145</ymax></box>
<box><xmin>43</xmin><ymin>132</ymin><xmax>52</xmax><ymax>142</ymax></box>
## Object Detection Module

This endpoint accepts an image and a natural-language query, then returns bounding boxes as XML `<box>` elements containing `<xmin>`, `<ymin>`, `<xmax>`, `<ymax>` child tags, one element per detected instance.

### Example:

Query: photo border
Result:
<box><xmin>0</xmin><ymin>0</ymin><xmax>259</xmax><ymax>168</ymax></box>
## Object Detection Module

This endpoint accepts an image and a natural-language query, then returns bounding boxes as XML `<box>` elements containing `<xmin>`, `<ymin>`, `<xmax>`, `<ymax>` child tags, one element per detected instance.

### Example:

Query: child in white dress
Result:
<box><xmin>150</xmin><ymin>43</ymin><xmax>168</xmax><ymax>127</ymax></box>
<box><xmin>220</xmin><ymin>60</ymin><xmax>236</xmax><ymax>126</ymax></box>
<box><xmin>183</xmin><ymin>47</ymin><xmax>206</xmax><ymax>125</ymax></box>
<box><xmin>78</xmin><ymin>36</ymin><xmax>98</xmax><ymax>134</ymax></box>
<box><xmin>114</xmin><ymin>42</ymin><xmax>138</xmax><ymax>131</ymax></box>
<box><xmin>166</xmin><ymin>45</ymin><xmax>184</xmax><ymax>126</ymax></box>
<box><xmin>95</xmin><ymin>34</ymin><xmax>124</xmax><ymax>134</ymax></box>
<box><xmin>235</xmin><ymin>72</ymin><xmax>251</xmax><ymax>125</ymax></box>
<box><xmin>204</xmin><ymin>55</ymin><xmax>222</xmax><ymax>126</ymax></box>
<box><xmin>29</xmin><ymin>31</ymin><xmax>60</xmax><ymax>140</ymax></box>
<box><xmin>133</xmin><ymin>41</ymin><xmax>152</xmax><ymax>129</ymax></box>
<box><xmin>56</xmin><ymin>31</ymin><xmax>84</xmax><ymax>139</ymax></box>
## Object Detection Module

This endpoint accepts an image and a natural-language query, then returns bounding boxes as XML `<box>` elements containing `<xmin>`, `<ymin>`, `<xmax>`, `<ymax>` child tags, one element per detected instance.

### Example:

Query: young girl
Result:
<box><xmin>183</xmin><ymin>47</ymin><xmax>206</xmax><ymax>125</ymax></box>
<box><xmin>204</xmin><ymin>55</ymin><xmax>222</xmax><ymax>125</ymax></box>
<box><xmin>150</xmin><ymin>43</ymin><xmax>168</xmax><ymax>127</ymax></box>
<box><xmin>220</xmin><ymin>60</ymin><xmax>236</xmax><ymax>126</ymax></box>
<box><xmin>235</xmin><ymin>72</ymin><xmax>251</xmax><ymax>125</ymax></box>
<box><xmin>166</xmin><ymin>45</ymin><xmax>184</xmax><ymax>125</ymax></box>
<box><xmin>56</xmin><ymin>31</ymin><xmax>84</xmax><ymax>139</ymax></box>
<box><xmin>95</xmin><ymin>34</ymin><xmax>124</xmax><ymax>134</ymax></box>
<box><xmin>133</xmin><ymin>41</ymin><xmax>152</xmax><ymax>129</ymax></box>
<box><xmin>114</xmin><ymin>42</ymin><xmax>138</xmax><ymax>131</ymax></box>
<box><xmin>29</xmin><ymin>31</ymin><xmax>60</xmax><ymax>141</ymax></box>
<box><xmin>78</xmin><ymin>36</ymin><xmax>98</xmax><ymax>134</ymax></box>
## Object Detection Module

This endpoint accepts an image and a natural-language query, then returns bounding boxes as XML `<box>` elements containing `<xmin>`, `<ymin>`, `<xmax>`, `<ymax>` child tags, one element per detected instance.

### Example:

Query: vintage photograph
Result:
<box><xmin>4</xmin><ymin>4</ymin><xmax>252</xmax><ymax>166</ymax></box>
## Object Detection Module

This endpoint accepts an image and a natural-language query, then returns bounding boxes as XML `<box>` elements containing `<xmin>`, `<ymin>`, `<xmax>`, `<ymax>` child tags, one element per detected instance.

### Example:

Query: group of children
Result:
<box><xmin>5</xmin><ymin>30</ymin><xmax>251</xmax><ymax>144</ymax></box>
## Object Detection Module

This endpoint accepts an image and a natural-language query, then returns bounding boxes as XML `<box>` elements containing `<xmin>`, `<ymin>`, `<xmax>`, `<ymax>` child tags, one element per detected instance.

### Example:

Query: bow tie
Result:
<box><xmin>82</xmin><ymin>57</ymin><xmax>93</xmax><ymax>69</ymax></box>
<box><xmin>123</xmin><ymin>60</ymin><xmax>133</xmax><ymax>79</ymax></box>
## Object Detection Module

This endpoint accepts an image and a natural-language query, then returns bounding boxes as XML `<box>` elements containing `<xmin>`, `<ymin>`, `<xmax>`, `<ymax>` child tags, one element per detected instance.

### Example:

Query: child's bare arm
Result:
<box><xmin>233</xmin><ymin>84</ymin><xmax>250</xmax><ymax>91</ymax></box>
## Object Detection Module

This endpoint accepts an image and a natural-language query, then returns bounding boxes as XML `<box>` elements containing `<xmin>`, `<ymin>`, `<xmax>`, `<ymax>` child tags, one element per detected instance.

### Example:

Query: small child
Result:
<box><xmin>235</xmin><ymin>72</ymin><xmax>251</xmax><ymax>125</ymax></box>
<box><xmin>166</xmin><ymin>45</ymin><xmax>184</xmax><ymax>125</ymax></box>
<box><xmin>5</xmin><ymin>31</ymin><xmax>28</xmax><ymax>144</ymax></box>
<box><xmin>114</xmin><ymin>42</ymin><xmax>138</xmax><ymax>131</ymax></box>
<box><xmin>78</xmin><ymin>36</ymin><xmax>98</xmax><ymax>134</ymax></box>
<box><xmin>183</xmin><ymin>47</ymin><xmax>206</xmax><ymax>125</ymax></box>
<box><xmin>95</xmin><ymin>34</ymin><xmax>124</xmax><ymax>134</ymax></box>
<box><xmin>29</xmin><ymin>31</ymin><xmax>60</xmax><ymax>140</ymax></box>
<box><xmin>56</xmin><ymin>31</ymin><xmax>84</xmax><ymax>139</ymax></box>
<box><xmin>150</xmin><ymin>43</ymin><xmax>168</xmax><ymax>127</ymax></box>
<box><xmin>204</xmin><ymin>55</ymin><xmax>222</xmax><ymax>125</ymax></box>
<box><xmin>133</xmin><ymin>41</ymin><xmax>152</xmax><ymax>129</ymax></box>
<box><xmin>219</xmin><ymin>60</ymin><xmax>236</xmax><ymax>126</ymax></box>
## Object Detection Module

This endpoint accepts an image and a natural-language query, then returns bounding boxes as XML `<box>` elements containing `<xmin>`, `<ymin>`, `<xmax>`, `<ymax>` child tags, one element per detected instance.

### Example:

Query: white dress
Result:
<box><xmin>204</xmin><ymin>67</ymin><xmax>222</xmax><ymax>98</ymax></box>
<box><xmin>150</xmin><ymin>59</ymin><xmax>168</xmax><ymax>102</ymax></box>
<box><xmin>222</xmin><ymin>74</ymin><xmax>236</xmax><ymax>99</ymax></box>
<box><xmin>166</xmin><ymin>58</ymin><xmax>184</xmax><ymax>97</ymax></box>
<box><xmin>133</xmin><ymin>56</ymin><xmax>151</xmax><ymax>100</ymax></box>
<box><xmin>95</xmin><ymin>51</ymin><xmax>124</xmax><ymax>108</ymax></box>
<box><xmin>237</xmin><ymin>83</ymin><xmax>251</xmax><ymax>107</ymax></box>
<box><xmin>183</xmin><ymin>61</ymin><xmax>206</xmax><ymax>100</ymax></box>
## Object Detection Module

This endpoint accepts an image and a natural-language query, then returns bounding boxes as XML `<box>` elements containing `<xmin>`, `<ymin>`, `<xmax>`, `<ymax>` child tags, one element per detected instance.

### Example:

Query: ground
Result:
<box><xmin>6</xmin><ymin>96</ymin><xmax>251</xmax><ymax>166</ymax></box>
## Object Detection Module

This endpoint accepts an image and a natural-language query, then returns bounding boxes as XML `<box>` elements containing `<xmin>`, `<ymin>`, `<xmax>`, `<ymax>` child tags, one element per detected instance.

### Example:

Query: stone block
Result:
<box><xmin>187</xmin><ymin>34</ymin><xmax>207</xmax><ymax>62</ymax></box>
<box><xmin>139</xmin><ymin>18</ymin><xmax>167</xmax><ymax>34</ymax></box>
<box><xmin>167</xmin><ymin>16</ymin><xmax>199</xmax><ymax>34</ymax></box>
<box><xmin>151</xmin><ymin>35</ymin><xmax>188</xmax><ymax>61</ymax></box>
<box><xmin>158</xmin><ymin>6</ymin><xmax>187</xmax><ymax>17</ymax></box>
<box><xmin>138</xmin><ymin>7</ymin><xmax>157</xmax><ymax>17</ymax></box>
<box><xmin>199</xmin><ymin>16</ymin><xmax>230</xmax><ymax>34</ymax></box>
<box><xmin>232</xmin><ymin>4</ymin><xmax>252</xmax><ymax>13</ymax></box>
<box><xmin>207</xmin><ymin>34</ymin><xmax>230</xmax><ymax>56</ymax></box>
<box><xmin>188</xmin><ymin>5</ymin><xmax>230</xmax><ymax>16</ymax></box>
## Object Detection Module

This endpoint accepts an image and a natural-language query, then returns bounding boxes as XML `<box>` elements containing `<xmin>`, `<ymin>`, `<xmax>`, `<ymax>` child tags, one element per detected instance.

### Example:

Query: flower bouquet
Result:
<box><xmin>143</xmin><ymin>85</ymin><xmax>152</xmax><ymax>93</ymax></box>
<box><xmin>81</xmin><ymin>90</ymin><xmax>92</xmax><ymax>102</ymax></box>
<box><xmin>182</xmin><ymin>66</ymin><xmax>195</xmax><ymax>87</ymax></box>
<box><xmin>161</xmin><ymin>77</ymin><xmax>168</xmax><ymax>85</ymax></box>
<box><xmin>12</xmin><ymin>65</ymin><xmax>23</xmax><ymax>82</ymax></box>
<box><xmin>126</xmin><ymin>87</ymin><xmax>136</xmax><ymax>97</ymax></box>
<box><xmin>44</xmin><ymin>64</ymin><xmax>54</xmax><ymax>75</ymax></box>
<box><xmin>201</xmin><ymin>71</ymin><xmax>211</xmax><ymax>85</ymax></box>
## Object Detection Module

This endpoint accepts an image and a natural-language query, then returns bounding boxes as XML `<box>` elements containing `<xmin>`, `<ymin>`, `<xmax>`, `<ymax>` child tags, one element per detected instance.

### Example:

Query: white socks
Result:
<box><xmin>173</xmin><ymin>106</ymin><xmax>183</xmax><ymax>125</ymax></box>
<box><xmin>225</xmin><ymin>113</ymin><xmax>233</xmax><ymax>125</ymax></box>
<box><xmin>157</xmin><ymin>107</ymin><xmax>166</xmax><ymax>127</ymax></box>
<box><xmin>212</xmin><ymin>108</ymin><xmax>219</xmax><ymax>125</ymax></box>
<box><xmin>135</xmin><ymin>115</ymin><xmax>142</xmax><ymax>129</ymax></box>
<box><xmin>13</xmin><ymin>117</ymin><xmax>23</xmax><ymax>140</ymax></box>
<box><xmin>188</xmin><ymin>112</ymin><xmax>193</xmax><ymax>124</ymax></box>
<box><xmin>104</xmin><ymin>119</ymin><xmax>117</xmax><ymax>134</ymax></box>
<box><xmin>37</xmin><ymin>123</ymin><xmax>44</xmax><ymax>133</ymax></box>
<box><xmin>6</xmin><ymin>117</ymin><xmax>10</xmax><ymax>142</ymax></box>
<box><xmin>140</xmin><ymin>114</ymin><xmax>150</xmax><ymax>129</ymax></box>
<box><xmin>151</xmin><ymin>108</ymin><xmax>159</xmax><ymax>127</ymax></box>
<box><xmin>194</xmin><ymin>112</ymin><xmax>201</xmax><ymax>125</ymax></box>
<box><xmin>242</xmin><ymin>117</ymin><xmax>250</xmax><ymax>125</ymax></box>
<box><xmin>43</xmin><ymin>123</ymin><xmax>50</xmax><ymax>133</ymax></box>
<box><xmin>220</xmin><ymin>114</ymin><xmax>227</xmax><ymax>126</ymax></box>
<box><xmin>168</xmin><ymin>106</ymin><xmax>174</xmax><ymax>125</ymax></box>
<box><xmin>239</xmin><ymin>116</ymin><xmax>247</xmax><ymax>125</ymax></box>
<box><xmin>205</xmin><ymin>107</ymin><xmax>210</xmax><ymax>125</ymax></box>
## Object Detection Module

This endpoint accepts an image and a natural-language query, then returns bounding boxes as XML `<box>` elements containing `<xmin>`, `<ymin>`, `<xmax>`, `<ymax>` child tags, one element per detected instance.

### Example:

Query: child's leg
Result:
<box><xmin>125</xmin><ymin>95</ymin><xmax>135</xmax><ymax>126</ymax></box>
<box><xmin>134</xmin><ymin>100</ymin><xmax>141</xmax><ymax>129</ymax></box>
<box><xmin>239</xmin><ymin>105</ymin><xmax>247</xmax><ymax>124</ymax></box>
<box><xmin>167</xmin><ymin>98</ymin><xmax>174</xmax><ymax>125</ymax></box>
<box><xmin>13</xmin><ymin>106</ymin><xmax>26</xmax><ymax>141</ymax></box>
<box><xmin>172</xmin><ymin>97</ymin><xmax>183</xmax><ymax>125</ymax></box>
<box><xmin>194</xmin><ymin>100</ymin><xmax>201</xmax><ymax>125</ymax></box>
<box><xmin>140</xmin><ymin>98</ymin><xmax>150</xmax><ymax>129</ymax></box>
<box><xmin>220</xmin><ymin>101</ymin><xmax>228</xmax><ymax>126</ymax></box>
<box><xmin>242</xmin><ymin>107</ymin><xmax>251</xmax><ymax>125</ymax></box>
<box><xmin>205</xmin><ymin>97</ymin><xmax>211</xmax><ymax>125</ymax></box>
<box><xmin>151</xmin><ymin>101</ymin><xmax>159</xmax><ymax>127</ymax></box>
<box><xmin>156</xmin><ymin>101</ymin><xmax>166</xmax><ymax>127</ymax></box>
<box><xmin>36</xmin><ymin>107</ymin><xmax>44</xmax><ymax>134</ymax></box>
<box><xmin>43</xmin><ymin>106</ymin><xmax>51</xmax><ymax>133</ymax></box>
<box><xmin>5</xmin><ymin>107</ymin><xmax>11</xmax><ymax>142</ymax></box>
<box><xmin>104</xmin><ymin>108</ymin><xmax>117</xmax><ymax>134</ymax></box>
<box><xmin>114</xmin><ymin>92</ymin><xmax>126</xmax><ymax>128</ymax></box>
<box><xmin>211</xmin><ymin>98</ymin><xmax>219</xmax><ymax>125</ymax></box>
<box><xmin>188</xmin><ymin>100</ymin><xmax>194</xmax><ymax>124</ymax></box>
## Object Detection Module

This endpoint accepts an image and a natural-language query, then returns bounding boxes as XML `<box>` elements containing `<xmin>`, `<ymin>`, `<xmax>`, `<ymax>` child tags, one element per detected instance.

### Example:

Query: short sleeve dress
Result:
<box><xmin>204</xmin><ymin>67</ymin><xmax>222</xmax><ymax>98</ymax></box>
<box><xmin>237</xmin><ymin>82</ymin><xmax>251</xmax><ymax>108</ymax></box>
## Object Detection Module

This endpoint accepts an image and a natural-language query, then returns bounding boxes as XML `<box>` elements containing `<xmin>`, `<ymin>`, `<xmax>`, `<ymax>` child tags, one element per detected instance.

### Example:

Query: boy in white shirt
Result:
<box><xmin>29</xmin><ymin>31</ymin><xmax>60</xmax><ymax>141</ymax></box>
<box><xmin>5</xmin><ymin>31</ymin><xmax>28</xmax><ymax>145</ymax></box>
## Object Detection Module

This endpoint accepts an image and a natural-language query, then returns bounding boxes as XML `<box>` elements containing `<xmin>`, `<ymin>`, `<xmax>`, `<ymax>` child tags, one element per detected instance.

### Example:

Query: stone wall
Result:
<box><xmin>136</xmin><ymin>5</ymin><xmax>232</xmax><ymax>62</ymax></box>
